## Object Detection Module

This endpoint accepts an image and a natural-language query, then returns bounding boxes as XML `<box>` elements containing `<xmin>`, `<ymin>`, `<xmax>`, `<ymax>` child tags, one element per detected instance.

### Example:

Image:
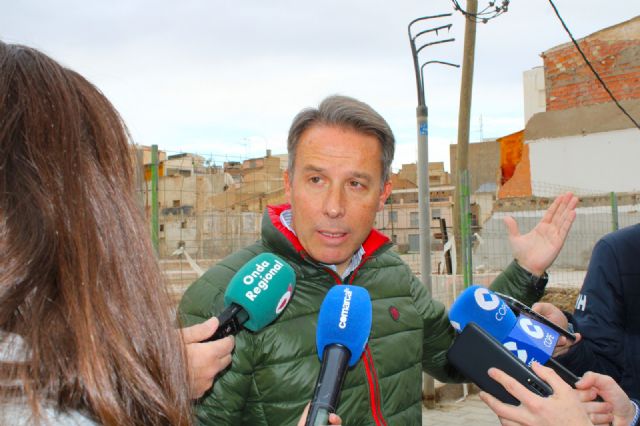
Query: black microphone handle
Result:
<box><xmin>305</xmin><ymin>344</ymin><xmax>351</xmax><ymax>426</ymax></box>
<box><xmin>205</xmin><ymin>303</ymin><xmax>249</xmax><ymax>342</ymax></box>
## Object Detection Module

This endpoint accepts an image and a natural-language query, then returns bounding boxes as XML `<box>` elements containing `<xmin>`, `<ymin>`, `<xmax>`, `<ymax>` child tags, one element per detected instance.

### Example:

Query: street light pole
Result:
<box><xmin>408</xmin><ymin>13</ymin><xmax>456</xmax><ymax>300</ymax></box>
<box><xmin>408</xmin><ymin>15</ymin><xmax>458</xmax><ymax>409</ymax></box>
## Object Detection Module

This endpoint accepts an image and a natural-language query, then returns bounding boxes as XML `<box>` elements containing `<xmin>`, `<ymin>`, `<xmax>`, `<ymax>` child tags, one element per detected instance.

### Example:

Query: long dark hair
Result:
<box><xmin>0</xmin><ymin>41</ymin><xmax>191</xmax><ymax>425</ymax></box>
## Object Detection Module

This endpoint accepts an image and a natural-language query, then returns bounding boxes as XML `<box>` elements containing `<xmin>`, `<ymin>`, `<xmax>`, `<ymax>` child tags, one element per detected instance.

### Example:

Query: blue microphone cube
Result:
<box><xmin>501</xmin><ymin>314</ymin><xmax>560</xmax><ymax>366</ymax></box>
<box><xmin>448</xmin><ymin>285</ymin><xmax>517</xmax><ymax>342</ymax></box>
<box><xmin>316</xmin><ymin>285</ymin><xmax>372</xmax><ymax>367</ymax></box>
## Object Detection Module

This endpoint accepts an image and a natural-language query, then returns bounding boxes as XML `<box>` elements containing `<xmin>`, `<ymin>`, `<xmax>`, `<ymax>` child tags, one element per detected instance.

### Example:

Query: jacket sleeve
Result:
<box><xmin>410</xmin><ymin>272</ymin><xmax>466</xmax><ymax>383</ymax></box>
<box><xmin>489</xmin><ymin>260</ymin><xmax>544</xmax><ymax>306</ymax></box>
<box><xmin>178</xmin><ymin>265</ymin><xmax>255</xmax><ymax>425</ymax></box>
<box><xmin>631</xmin><ymin>399</ymin><xmax>640</xmax><ymax>426</ymax></box>
<box><xmin>556</xmin><ymin>239</ymin><xmax>625</xmax><ymax>379</ymax></box>
<box><xmin>412</xmin><ymin>261</ymin><xmax>541</xmax><ymax>383</ymax></box>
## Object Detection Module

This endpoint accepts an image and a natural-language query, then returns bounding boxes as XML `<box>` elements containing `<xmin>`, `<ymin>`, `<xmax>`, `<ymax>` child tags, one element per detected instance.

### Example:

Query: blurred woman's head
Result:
<box><xmin>0</xmin><ymin>41</ymin><xmax>191</xmax><ymax>425</ymax></box>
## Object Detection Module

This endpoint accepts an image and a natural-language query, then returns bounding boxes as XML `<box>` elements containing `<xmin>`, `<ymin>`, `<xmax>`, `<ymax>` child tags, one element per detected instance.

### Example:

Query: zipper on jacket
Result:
<box><xmin>347</xmin><ymin>258</ymin><xmax>388</xmax><ymax>426</ymax></box>
<box><xmin>300</xmin><ymin>250</ymin><xmax>389</xmax><ymax>425</ymax></box>
<box><xmin>363</xmin><ymin>346</ymin><xmax>387</xmax><ymax>426</ymax></box>
<box><xmin>274</xmin><ymin>209</ymin><xmax>391</xmax><ymax>424</ymax></box>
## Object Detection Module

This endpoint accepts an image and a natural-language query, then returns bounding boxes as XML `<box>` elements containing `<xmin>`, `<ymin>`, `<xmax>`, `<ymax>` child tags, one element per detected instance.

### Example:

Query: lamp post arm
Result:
<box><xmin>412</xmin><ymin>24</ymin><xmax>452</xmax><ymax>42</ymax></box>
<box><xmin>423</xmin><ymin>60</ymin><xmax>460</xmax><ymax>68</ymax></box>
<box><xmin>415</xmin><ymin>38</ymin><xmax>455</xmax><ymax>56</ymax></box>
<box><xmin>407</xmin><ymin>13</ymin><xmax>452</xmax><ymax>31</ymax></box>
<box><xmin>407</xmin><ymin>13</ymin><xmax>454</xmax><ymax>107</ymax></box>
<box><xmin>409</xmin><ymin>40</ymin><xmax>424</xmax><ymax>106</ymax></box>
<box><xmin>420</xmin><ymin>60</ymin><xmax>460</xmax><ymax>105</ymax></box>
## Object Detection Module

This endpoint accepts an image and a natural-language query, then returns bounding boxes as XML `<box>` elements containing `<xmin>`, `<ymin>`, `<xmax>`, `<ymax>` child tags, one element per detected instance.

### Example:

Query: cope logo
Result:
<box><xmin>519</xmin><ymin>318</ymin><xmax>545</xmax><ymax>340</ymax></box>
<box><xmin>474</xmin><ymin>287</ymin><xmax>500</xmax><ymax>311</ymax></box>
<box><xmin>503</xmin><ymin>341</ymin><xmax>529</xmax><ymax>363</ymax></box>
<box><xmin>275</xmin><ymin>284</ymin><xmax>293</xmax><ymax>314</ymax></box>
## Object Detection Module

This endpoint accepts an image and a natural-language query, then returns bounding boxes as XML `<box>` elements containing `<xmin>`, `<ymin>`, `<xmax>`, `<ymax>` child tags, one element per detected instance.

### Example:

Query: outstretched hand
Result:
<box><xmin>504</xmin><ymin>192</ymin><xmax>578</xmax><ymax>276</ymax></box>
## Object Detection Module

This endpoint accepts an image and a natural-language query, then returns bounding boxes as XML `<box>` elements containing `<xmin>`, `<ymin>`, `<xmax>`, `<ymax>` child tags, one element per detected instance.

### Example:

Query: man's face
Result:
<box><xmin>284</xmin><ymin>124</ymin><xmax>392</xmax><ymax>274</ymax></box>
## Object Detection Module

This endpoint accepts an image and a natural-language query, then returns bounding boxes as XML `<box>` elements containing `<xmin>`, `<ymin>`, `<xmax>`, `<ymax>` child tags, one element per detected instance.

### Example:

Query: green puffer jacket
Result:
<box><xmin>178</xmin><ymin>204</ymin><xmax>543</xmax><ymax>426</ymax></box>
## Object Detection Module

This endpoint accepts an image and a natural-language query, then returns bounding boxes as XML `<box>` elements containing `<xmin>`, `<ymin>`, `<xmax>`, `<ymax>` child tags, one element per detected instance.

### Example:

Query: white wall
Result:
<box><xmin>523</xmin><ymin>67</ymin><xmax>546</xmax><ymax>124</ymax></box>
<box><xmin>529</xmin><ymin>128</ymin><xmax>640</xmax><ymax>195</ymax></box>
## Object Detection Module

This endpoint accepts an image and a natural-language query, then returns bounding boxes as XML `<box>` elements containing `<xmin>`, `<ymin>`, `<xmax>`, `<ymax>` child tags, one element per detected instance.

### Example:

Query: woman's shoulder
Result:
<box><xmin>0</xmin><ymin>400</ymin><xmax>97</xmax><ymax>425</ymax></box>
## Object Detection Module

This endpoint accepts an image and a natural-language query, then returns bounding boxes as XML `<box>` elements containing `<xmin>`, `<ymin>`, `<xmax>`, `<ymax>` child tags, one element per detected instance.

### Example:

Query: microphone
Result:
<box><xmin>449</xmin><ymin>286</ymin><xmax>579</xmax><ymax>386</ymax></box>
<box><xmin>305</xmin><ymin>285</ymin><xmax>372</xmax><ymax>426</ymax></box>
<box><xmin>448</xmin><ymin>285</ymin><xmax>517</xmax><ymax>342</ymax></box>
<box><xmin>502</xmin><ymin>315</ymin><xmax>580</xmax><ymax>386</ymax></box>
<box><xmin>502</xmin><ymin>314</ymin><xmax>559</xmax><ymax>366</ymax></box>
<box><xmin>493</xmin><ymin>297</ymin><xmax>580</xmax><ymax>386</ymax></box>
<box><xmin>207</xmin><ymin>253</ymin><xmax>296</xmax><ymax>341</ymax></box>
<box><xmin>447</xmin><ymin>285</ymin><xmax>553</xmax><ymax>404</ymax></box>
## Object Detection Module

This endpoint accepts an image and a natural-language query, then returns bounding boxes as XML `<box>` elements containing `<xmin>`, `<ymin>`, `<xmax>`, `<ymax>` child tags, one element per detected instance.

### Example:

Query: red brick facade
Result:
<box><xmin>542</xmin><ymin>18</ymin><xmax>640</xmax><ymax>111</ymax></box>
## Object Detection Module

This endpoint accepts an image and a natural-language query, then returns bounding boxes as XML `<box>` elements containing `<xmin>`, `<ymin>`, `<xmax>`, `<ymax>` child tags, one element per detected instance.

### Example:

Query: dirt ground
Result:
<box><xmin>540</xmin><ymin>287</ymin><xmax>580</xmax><ymax>313</ymax></box>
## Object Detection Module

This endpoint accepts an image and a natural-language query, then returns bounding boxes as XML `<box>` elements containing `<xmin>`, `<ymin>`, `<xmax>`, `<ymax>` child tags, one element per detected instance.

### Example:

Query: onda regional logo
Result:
<box><xmin>243</xmin><ymin>258</ymin><xmax>286</xmax><ymax>302</ymax></box>
<box><xmin>275</xmin><ymin>284</ymin><xmax>293</xmax><ymax>314</ymax></box>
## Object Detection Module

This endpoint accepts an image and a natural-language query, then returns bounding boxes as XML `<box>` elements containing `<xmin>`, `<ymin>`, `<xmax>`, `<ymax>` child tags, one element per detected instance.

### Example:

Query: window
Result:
<box><xmin>431</xmin><ymin>208</ymin><xmax>441</xmax><ymax>220</ymax></box>
<box><xmin>388</xmin><ymin>210</ymin><xmax>398</xmax><ymax>223</ymax></box>
<box><xmin>173</xmin><ymin>200</ymin><xmax>181</xmax><ymax>207</ymax></box>
<box><xmin>181</xmin><ymin>221</ymin><xmax>187</xmax><ymax>229</ymax></box>
<box><xmin>392</xmin><ymin>234</ymin><xmax>398</xmax><ymax>244</ymax></box>
<box><xmin>410</xmin><ymin>212</ymin><xmax>419</xmax><ymax>228</ymax></box>
<box><xmin>408</xmin><ymin>234</ymin><xmax>420</xmax><ymax>253</ymax></box>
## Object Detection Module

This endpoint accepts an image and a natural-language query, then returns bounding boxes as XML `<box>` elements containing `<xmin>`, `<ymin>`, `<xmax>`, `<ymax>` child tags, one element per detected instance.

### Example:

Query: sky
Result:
<box><xmin>2</xmin><ymin>1</ymin><xmax>638</xmax><ymax>172</ymax></box>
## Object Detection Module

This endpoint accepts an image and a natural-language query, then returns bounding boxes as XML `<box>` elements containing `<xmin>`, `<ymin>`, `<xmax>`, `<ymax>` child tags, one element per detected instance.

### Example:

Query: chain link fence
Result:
<box><xmin>137</xmin><ymin>149</ymin><xmax>639</xmax><ymax>306</ymax></box>
<box><xmin>388</xmin><ymin>183</ymin><xmax>639</xmax><ymax>308</ymax></box>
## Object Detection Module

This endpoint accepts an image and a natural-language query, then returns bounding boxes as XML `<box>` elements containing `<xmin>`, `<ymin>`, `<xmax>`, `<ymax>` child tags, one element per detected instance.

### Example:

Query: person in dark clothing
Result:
<box><xmin>533</xmin><ymin>223</ymin><xmax>640</xmax><ymax>401</ymax></box>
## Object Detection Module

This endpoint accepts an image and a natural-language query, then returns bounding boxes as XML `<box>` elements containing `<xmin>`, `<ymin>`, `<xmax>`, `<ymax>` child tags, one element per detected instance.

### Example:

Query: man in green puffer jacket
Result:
<box><xmin>179</xmin><ymin>95</ymin><xmax>576</xmax><ymax>425</ymax></box>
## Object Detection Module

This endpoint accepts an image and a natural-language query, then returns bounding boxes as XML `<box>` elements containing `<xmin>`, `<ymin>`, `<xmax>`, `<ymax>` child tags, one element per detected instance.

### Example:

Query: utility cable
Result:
<box><xmin>547</xmin><ymin>0</ymin><xmax>640</xmax><ymax>130</ymax></box>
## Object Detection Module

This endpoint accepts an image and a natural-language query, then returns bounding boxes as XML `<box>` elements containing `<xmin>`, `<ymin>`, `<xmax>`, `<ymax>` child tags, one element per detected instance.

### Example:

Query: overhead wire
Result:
<box><xmin>546</xmin><ymin>0</ymin><xmax>640</xmax><ymax>130</ymax></box>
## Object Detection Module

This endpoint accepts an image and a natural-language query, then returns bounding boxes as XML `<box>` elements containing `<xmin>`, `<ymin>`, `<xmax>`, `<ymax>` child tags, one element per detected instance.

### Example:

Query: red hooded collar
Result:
<box><xmin>266</xmin><ymin>203</ymin><xmax>390</xmax><ymax>257</ymax></box>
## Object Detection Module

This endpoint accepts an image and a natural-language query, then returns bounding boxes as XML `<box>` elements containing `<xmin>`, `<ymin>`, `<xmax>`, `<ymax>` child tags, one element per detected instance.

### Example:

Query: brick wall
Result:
<box><xmin>543</xmin><ymin>37</ymin><xmax>640</xmax><ymax>111</ymax></box>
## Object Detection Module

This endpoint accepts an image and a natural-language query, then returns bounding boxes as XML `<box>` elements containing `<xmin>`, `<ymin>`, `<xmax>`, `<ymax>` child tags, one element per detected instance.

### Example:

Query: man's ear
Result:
<box><xmin>284</xmin><ymin>170</ymin><xmax>292</xmax><ymax>204</ymax></box>
<box><xmin>377</xmin><ymin>180</ymin><xmax>392</xmax><ymax>211</ymax></box>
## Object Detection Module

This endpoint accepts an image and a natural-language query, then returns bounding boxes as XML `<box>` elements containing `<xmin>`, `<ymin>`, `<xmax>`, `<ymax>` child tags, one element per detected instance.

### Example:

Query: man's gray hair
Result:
<box><xmin>287</xmin><ymin>95</ymin><xmax>395</xmax><ymax>184</ymax></box>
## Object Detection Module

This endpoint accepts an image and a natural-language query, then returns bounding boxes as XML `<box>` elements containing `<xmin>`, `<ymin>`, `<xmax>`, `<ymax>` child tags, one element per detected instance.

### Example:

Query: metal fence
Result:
<box><xmin>399</xmin><ymin>183</ymin><xmax>639</xmax><ymax>301</ymax></box>
<box><xmin>138</xmin><ymin>150</ymin><xmax>639</xmax><ymax>304</ymax></box>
